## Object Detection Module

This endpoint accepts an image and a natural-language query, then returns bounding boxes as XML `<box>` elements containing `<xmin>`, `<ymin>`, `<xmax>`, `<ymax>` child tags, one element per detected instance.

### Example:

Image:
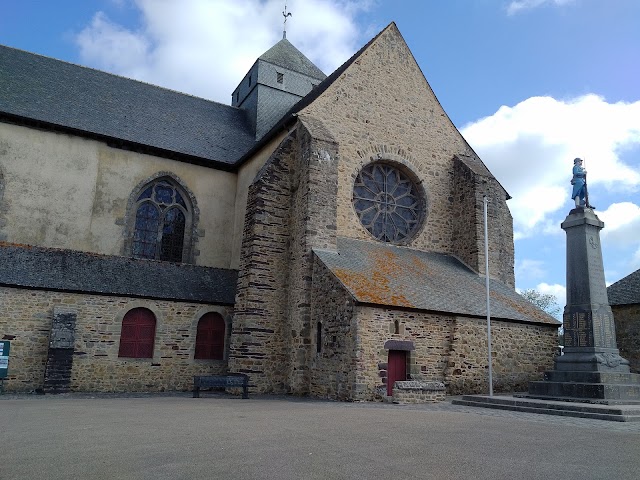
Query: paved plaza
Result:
<box><xmin>1</xmin><ymin>393</ymin><xmax>639</xmax><ymax>480</ymax></box>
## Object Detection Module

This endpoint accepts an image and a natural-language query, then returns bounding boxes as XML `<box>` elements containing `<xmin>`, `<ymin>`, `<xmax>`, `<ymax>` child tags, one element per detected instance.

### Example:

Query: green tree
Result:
<box><xmin>520</xmin><ymin>289</ymin><xmax>564</xmax><ymax>345</ymax></box>
<box><xmin>520</xmin><ymin>289</ymin><xmax>562</xmax><ymax>319</ymax></box>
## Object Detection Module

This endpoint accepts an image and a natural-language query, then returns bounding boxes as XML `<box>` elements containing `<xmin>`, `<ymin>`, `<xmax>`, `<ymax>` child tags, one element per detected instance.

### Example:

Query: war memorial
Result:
<box><xmin>455</xmin><ymin>159</ymin><xmax>640</xmax><ymax>421</ymax></box>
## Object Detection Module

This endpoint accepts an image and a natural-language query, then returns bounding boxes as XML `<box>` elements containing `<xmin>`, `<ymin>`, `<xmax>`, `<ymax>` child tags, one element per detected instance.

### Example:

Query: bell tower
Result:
<box><xmin>231</xmin><ymin>38</ymin><xmax>326</xmax><ymax>140</ymax></box>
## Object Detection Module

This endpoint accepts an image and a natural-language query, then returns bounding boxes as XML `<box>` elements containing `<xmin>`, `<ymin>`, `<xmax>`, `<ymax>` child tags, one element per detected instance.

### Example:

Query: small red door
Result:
<box><xmin>387</xmin><ymin>350</ymin><xmax>407</xmax><ymax>396</ymax></box>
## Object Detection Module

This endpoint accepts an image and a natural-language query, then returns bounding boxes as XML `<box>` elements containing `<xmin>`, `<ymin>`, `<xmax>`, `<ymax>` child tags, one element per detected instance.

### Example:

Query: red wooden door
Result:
<box><xmin>387</xmin><ymin>350</ymin><xmax>407</xmax><ymax>396</ymax></box>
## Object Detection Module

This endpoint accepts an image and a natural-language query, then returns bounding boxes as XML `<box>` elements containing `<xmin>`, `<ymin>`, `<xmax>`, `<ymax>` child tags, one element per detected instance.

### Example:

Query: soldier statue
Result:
<box><xmin>570</xmin><ymin>158</ymin><xmax>593</xmax><ymax>209</ymax></box>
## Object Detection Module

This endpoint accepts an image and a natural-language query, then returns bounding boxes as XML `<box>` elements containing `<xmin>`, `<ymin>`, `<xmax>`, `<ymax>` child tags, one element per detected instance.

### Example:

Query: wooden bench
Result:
<box><xmin>193</xmin><ymin>374</ymin><xmax>249</xmax><ymax>399</ymax></box>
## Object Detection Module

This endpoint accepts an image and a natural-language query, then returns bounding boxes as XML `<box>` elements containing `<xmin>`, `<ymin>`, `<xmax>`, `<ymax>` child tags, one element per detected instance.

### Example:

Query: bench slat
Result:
<box><xmin>193</xmin><ymin>374</ymin><xmax>249</xmax><ymax>399</ymax></box>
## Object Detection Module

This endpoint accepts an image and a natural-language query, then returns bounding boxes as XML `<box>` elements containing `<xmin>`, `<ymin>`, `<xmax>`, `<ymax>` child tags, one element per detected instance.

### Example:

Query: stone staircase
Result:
<box><xmin>43</xmin><ymin>348</ymin><xmax>74</xmax><ymax>393</ymax></box>
<box><xmin>452</xmin><ymin>394</ymin><xmax>640</xmax><ymax>422</ymax></box>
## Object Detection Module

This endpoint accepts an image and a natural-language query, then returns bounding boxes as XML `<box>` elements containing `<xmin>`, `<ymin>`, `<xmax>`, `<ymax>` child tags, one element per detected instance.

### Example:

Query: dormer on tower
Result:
<box><xmin>231</xmin><ymin>38</ymin><xmax>326</xmax><ymax>140</ymax></box>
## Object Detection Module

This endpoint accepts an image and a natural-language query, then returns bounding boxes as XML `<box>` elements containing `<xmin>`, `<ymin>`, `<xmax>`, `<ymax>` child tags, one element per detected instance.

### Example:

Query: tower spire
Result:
<box><xmin>282</xmin><ymin>1</ymin><xmax>292</xmax><ymax>39</ymax></box>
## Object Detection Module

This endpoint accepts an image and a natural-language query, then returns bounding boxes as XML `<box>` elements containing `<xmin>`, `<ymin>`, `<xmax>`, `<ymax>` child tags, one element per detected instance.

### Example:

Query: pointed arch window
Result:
<box><xmin>131</xmin><ymin>178</ymin><xmax>192</xmax><ymax>262</ymax></box>
<box><xmin>194</xmin><ymin>313</ymin><xmax>226</xmax><ymax>360</ymax></box>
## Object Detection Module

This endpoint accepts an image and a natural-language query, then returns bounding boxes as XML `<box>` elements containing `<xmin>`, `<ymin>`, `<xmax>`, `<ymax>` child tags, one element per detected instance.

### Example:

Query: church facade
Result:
<box><xmin>0</xmin><ymin>23</ymin><xmax>559</xmax><ymax>399</ymax></box>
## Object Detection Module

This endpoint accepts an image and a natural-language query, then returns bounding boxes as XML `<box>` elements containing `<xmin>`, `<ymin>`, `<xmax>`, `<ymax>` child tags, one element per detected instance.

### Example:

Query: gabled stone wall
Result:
<box><xmin>298</xmin><ymin>24</ymin><xmax>515</xmax><ymax>286</ymax></box>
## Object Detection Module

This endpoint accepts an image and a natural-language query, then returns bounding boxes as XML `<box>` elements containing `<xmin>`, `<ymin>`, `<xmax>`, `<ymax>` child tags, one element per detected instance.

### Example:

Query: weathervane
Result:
<box><xmin>282</xmin><ymin>1</ymin><xmax>292</xmax><ymax>39</ymax></box>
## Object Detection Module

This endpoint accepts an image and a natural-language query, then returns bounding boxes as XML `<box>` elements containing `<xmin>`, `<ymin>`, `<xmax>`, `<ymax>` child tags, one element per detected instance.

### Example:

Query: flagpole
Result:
<box><xmin>483</xmin><ymin>195</ymin><xmax>494</xmax><ymax>396</ymax></box>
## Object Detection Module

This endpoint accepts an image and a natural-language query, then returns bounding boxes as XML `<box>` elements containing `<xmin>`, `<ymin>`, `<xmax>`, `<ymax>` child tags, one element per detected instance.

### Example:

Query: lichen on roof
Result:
<box><xmin>314</xmin><ymin>237</ymin><xmax>559</xmax><ymax>325</ymax></box>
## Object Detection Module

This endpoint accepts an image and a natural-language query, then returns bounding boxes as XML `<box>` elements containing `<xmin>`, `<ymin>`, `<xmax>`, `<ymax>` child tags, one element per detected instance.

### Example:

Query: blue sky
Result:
<box><xmin>2</xmin><ymin>0</ymin><xmax>639</xmax><ymax>314</ymax></box>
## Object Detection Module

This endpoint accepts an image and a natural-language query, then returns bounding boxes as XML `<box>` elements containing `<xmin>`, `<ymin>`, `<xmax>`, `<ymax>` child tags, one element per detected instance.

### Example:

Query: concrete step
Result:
<box><xmin>451</xmin><ymin>395</ymin><xmax>640</xmax><ymax>422</ymax></box>
<box><xmin>543</xmin><ymin>371</ymin><xmax>640</xmax><ymax>384</ymax></box>
<box><xmin>529</xmin><ymin>380</ymin><xmax>640</xmax><ymax>401</ymax></box>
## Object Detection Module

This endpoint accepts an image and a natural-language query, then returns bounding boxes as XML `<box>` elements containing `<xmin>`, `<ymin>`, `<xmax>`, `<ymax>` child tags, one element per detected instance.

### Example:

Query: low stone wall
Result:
<box><xmin>392</xmin><ymin>381</ymin><xmax>446</xmax><ymax>403</ymax></box>
<box><xmin>446</xmin><ymin>317</ymin><xmax>558</xmax><ymax>394</ymax></box>
<box><xmin>0</xmin><ymin>286</ymin><xmax>232</xmax><ymax>393</ymax></box>
<box><xmin>354</xmin><ymin>306</ymin><xmax>557</xmax><ymax>400</ymax></box>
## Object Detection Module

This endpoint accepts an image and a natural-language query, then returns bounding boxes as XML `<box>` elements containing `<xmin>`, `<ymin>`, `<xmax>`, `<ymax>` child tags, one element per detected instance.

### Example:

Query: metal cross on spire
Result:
<box><xmin>282</xmin><ymin>1</ymin><xmax>292</xmax><ymax>39</ymax></box>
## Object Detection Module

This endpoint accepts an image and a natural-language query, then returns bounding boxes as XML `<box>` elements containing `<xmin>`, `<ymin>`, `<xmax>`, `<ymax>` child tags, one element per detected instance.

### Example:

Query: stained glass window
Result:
<box><xmin>353</xmin><ymin>163</ymin><xmax>423</xmax><ymax>243</ymax></box>
<box><xmin>132</xmin><ymin>179</ymin><xmax>190</xmax><ymax>262</ymax></box>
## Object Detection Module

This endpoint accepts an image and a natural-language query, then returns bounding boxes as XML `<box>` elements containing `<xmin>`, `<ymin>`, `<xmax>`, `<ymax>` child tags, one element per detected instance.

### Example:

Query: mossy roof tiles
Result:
<box><xmin>314</xmin><ymin>237</ymin><xmax>560</xmax><ymax>325</ymax></box>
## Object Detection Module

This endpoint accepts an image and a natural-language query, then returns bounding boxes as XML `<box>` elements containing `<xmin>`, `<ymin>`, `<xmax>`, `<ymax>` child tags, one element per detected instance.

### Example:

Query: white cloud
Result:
<box><xmin>74</xmin><ymin>0</ymin><xmax>371</xmax><ymax>103</ymax></box>
<box><xmin>599</xmin><ymin>202</ymin><xmax>640</xmax><ymax>282</ymax></box>
<box><xmin>76</xmin><ymin>12</ymin><xmax>150</xmax><ymax>74</ymax></box>
<box><xmin>461</xmin><ymin>94</ymin><xmax>640</xmax><ymax>239</ymax></box>
<box><xmin>515</xmin><ymin>258</ymin><xmax>547</xmax><ymax>282</ymax></box>
<box><xmin>507</xmin><ymin>0</ymin><xmax>576</xmax><ymax>16</ymax></box>
<box><xmin>598</xmin><ymin>202</ymin><xmax>640</xmax><ymax>248</ymax></box>
<box><xmin>633</xmin><ymin>246</ymin><xmax>640</xmax><ymax>269</ymax></box>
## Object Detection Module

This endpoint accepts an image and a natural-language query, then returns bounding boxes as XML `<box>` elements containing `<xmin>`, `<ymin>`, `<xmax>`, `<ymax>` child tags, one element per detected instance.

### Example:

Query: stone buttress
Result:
<box><xmin>229</xmin><ymin>116</ymin><xmax>339</xmax><ymax>394</ymax></box>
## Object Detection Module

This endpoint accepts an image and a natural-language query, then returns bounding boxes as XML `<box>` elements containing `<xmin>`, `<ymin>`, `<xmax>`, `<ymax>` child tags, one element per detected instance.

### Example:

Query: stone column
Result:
<box><xmin>557</xmin><ymin>208</ymin><xmax>629</xmax><ymax>372</ymax></box>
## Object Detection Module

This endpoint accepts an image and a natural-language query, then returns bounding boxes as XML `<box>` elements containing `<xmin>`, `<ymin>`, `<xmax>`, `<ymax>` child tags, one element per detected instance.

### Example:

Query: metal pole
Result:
<box><xmin>483</xmin><ymin>195</ymin><xmax>493</xmax><ymax>396</ymax></box>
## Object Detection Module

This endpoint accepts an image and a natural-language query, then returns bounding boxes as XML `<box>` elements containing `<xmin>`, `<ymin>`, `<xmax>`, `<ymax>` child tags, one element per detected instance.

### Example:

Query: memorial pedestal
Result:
<box><xmin>527</xmin><ymin>207</ymin><xmax>640</xmax><ymax>404</ymax></box>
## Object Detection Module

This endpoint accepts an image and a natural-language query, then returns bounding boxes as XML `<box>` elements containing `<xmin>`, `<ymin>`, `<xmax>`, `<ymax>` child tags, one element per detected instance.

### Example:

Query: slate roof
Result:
<box><xmin>259</xmin><ymin>39</ymin><xmax>326</xmax><ymax>80</ymax></box>
<box><xmin>0</xmin><ymin>243</ymin><xmax>237</xmax><ymax>304</ymax></box>
<box><xmin>0</xmin><ymin>45</ymin><xmax>256</xmax><ymax>166</ymax></box>
<box><xmin>608</xmin><ymin>268</ymin><xmax>640</xmax><ymax>306</ymax></box>
<box><xmin>314</xmin><ymin>237</ymin><xmax>559</xmax><ymax>325</ymax></box>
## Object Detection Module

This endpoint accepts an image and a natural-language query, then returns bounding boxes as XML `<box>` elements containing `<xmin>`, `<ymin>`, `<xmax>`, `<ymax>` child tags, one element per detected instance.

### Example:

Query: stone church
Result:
<box><xmin>0</xmin><ymin>23</ymin><xmax>559</xmax><ymax>399</ymax></box>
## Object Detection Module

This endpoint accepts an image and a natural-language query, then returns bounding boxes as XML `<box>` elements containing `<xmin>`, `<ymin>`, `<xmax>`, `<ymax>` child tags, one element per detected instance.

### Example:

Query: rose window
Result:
<box><xmin>352</xmin><ymin>163</ymin><xmax>424</xmax><ymax>243</ymax></box>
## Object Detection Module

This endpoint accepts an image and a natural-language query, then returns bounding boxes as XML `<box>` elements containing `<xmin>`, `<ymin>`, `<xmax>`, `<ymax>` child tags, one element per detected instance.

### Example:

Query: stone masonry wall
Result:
<box><xmin>451</xmin><ymin>157</ymin><xmax>479</xmax><ymax>273</ymax></box>
<box><xmin>228</xmin><ymin>135</ymin><xmax>296</xmax><ymax>394</ymax></box>
<box><xmin>285</xmin><ymin>117</ymin><xmax>339</xmax><ymax>393</ymax></box>
<box><xmin>354</xmin><ymin>306</ymin><xmax>454</xmax><ymax>401</ymax></box>
<box><xmin>353</xmin><ymin>306</ymin><xmax>557</xmax><ymax>399</ymax></box>
<box><xmin>612</xmin><ymin>304</ymin><xmax>640</xmax><ymax>373</ymax></box>
<box><xmin>452</xmin><ymin>156</ymin><xmax>515</xmax><ymax>287</ymax></box>
<box><xmin>0</xmin><ymin>286</ymin><xmax>231</xmax><ymax>393</ymax></box>
<box><xmin>308</xmin><ymin>257</ymin><xmax>357</xmax><ymax>400</ymax></box>
<box><xmin>230</xmin><ymin>117</ymin><xmax>340</xmax><ymax>395</ymax></box>
<box><xmin>445</xmin><ymin>317</ymin><xmax>557</xmax><ymax>394</ymax></box>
